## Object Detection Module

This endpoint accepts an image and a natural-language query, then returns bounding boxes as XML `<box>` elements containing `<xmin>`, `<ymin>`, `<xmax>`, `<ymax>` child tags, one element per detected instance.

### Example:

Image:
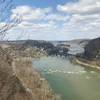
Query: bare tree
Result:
<box><xmin>0</xmin><ymin>0</ymin><xmax>21</xmax><ymax>40</ymax></box>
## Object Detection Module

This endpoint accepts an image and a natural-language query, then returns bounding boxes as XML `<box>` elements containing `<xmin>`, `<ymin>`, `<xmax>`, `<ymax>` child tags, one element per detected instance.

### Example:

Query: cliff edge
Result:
<box><xmin>0</xmin><ymin>49</ymin><xmax>58</xmax><ymax>100</ymax></box>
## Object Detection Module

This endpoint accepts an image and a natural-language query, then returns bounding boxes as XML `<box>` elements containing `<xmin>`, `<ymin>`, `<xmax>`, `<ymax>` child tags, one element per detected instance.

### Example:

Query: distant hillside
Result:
<box><xmin>0</xmin><ymin>40</ymin><xmax>55</xmax><ymax>51</ymax></box>
<box><xmin>21</xmin><ymin>40</ymin><xmax>54</xmax><ymax>50</ymax></box>
<box><xmin>84</xmin><ymin>37</ymin><xmax>100</xmax><ymax>59</ymax></box>
<box><xmin>21</xmin><ymin>40</ymin><xmax>68</xmax><ymax>56</ymax></box>
<box><xmin>0</xmin><ymin>39</ymin><xmax>89</xmax><ymax>56</ymax></box>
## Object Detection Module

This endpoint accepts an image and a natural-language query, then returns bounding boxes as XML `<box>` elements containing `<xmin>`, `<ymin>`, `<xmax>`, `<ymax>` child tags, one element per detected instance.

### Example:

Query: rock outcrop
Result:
<box><xmin>0</xmin><ymin>49</ymin><xmax>58</xmax><ymax>100</ymax></box>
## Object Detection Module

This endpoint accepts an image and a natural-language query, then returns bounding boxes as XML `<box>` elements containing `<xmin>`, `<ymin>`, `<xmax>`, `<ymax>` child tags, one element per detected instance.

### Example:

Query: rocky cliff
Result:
<box><xmin>0</xmin><ymin>48</ymin><xmax>58</xmax><ymax>100</ymax></box>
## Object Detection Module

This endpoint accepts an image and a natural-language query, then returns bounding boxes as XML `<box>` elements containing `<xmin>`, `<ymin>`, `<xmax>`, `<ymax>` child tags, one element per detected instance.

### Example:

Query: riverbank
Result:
<box><xmin>13</xmin><ymin>57</ymin><xmax>59</xmax><ymax>100</ymax></box>
<box><xmin>0</xmin><ymin>49</ymin><xmax>60</xmax><ymax>100</ymax></box>
<box><xmin>72</xmin><ymin>57</ymin><xmax>100</xmax><ymax>71</ymax></box>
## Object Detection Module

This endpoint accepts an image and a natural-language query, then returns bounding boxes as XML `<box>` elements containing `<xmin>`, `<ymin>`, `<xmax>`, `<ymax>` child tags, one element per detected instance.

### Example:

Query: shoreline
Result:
<box><xmin>0</xmin><ymin>54</ymin><xmax>60</xmax><ymax>100</ymax></box>
<box><xmin>72</xmin><ymin>57</ymin><xmax>100</xmax><ymax>71</ymax></box>
<box><xmin>15</xmin><ymin>57</ymin><xmax>61</xmax><ymax>100</ymax></box>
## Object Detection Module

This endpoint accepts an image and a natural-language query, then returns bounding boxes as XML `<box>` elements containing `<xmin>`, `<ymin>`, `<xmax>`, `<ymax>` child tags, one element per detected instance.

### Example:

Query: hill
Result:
<box><xmin>84</xmin><ymin>37</ymin><xmax>100</xmax><ymax>59</ymax></box>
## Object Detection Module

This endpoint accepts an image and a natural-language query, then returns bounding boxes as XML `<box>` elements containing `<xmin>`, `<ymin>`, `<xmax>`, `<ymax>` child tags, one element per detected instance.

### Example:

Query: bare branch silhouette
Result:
<box><xmin>0</xmin><ymin>0</ymin><xmax>21</xmax><ymax>40</ymax></box>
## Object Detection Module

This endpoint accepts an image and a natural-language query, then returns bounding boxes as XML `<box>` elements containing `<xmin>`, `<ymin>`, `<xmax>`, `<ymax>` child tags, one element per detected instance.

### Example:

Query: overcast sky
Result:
<box><xmin>3</xmin><ymin>0</ymin><xmax>100</xmax><ymax>40</ymax></box>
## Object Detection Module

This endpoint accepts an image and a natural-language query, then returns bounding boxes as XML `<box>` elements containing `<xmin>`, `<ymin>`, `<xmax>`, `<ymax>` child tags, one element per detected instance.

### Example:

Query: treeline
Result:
<box><xmin>83</xmin><ymin>37</ymin><xmax>100</xmax><ymax>60</ymax></box>
<box><xmin>20</xmin><ymin>40</ymin><xmax>68</xmax><ymax>56</ymax></box>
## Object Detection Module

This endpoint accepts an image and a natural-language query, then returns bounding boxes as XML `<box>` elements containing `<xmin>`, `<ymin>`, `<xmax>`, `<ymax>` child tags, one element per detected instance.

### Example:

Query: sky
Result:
<box><xmin>1</xmin><ymin>0</ymin><xmax>100</xmax><ymax>40</ymax></box>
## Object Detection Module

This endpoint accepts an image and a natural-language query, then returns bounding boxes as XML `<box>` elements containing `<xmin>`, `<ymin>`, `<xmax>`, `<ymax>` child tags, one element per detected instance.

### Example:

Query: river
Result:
<box><xmin>32</xmin><ymin>56</ymin><xmax>100</xmax><ymax>100</ymax></box>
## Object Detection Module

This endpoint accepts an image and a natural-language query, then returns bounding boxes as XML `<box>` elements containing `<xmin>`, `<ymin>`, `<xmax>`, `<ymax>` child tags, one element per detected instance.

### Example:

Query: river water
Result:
<box><xmin>32</xmin><ymin>56</ymin><xmax>100</xmax><ymax>100</ymax></box>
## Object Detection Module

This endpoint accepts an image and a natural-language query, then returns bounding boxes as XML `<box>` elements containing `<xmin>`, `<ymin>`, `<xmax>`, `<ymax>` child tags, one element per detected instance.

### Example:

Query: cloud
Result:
<box><xmin>45</xmin><ymin>13</ymin><xmax>69</xmax><ymax>21</ymax></box>
<box><xmin>10</xmin><ymin>5</ymin><xmax>67</xmax><ymax>31</ymax></box>
<box><xmin>6</xmin><ymin>1</ymin><xmax>100</xmax><ymax>40</ymax></box>
<box><xmin>10</xmin><ymin>6</ymin><xmax>57</xmax><ymax>35</ymax></box>
<box><xmin>11</xmin><ymin>6</ymin><xmax>52</xmax><ymax>21</ymax></box>
<box><xmin>15</xmin><ymin>21</ymin><xmax>57</xmax><ymax>31</ymax></box>
<box><xmin>56</xmin><ymin>0</ymin><xmax>100</xmax><ymax>39</ymax></box>
<box><xmin>0</xmin><ymin>22</ymin><xmax>6</xmax><ymax>29</ymax></box>
<box><xmin>11</xmin><ymin>5</ymin><xmax>69</xmax><ymax>22</ymax></box>
<box><xmin>57</xmin><ymin>0</ymin><xmax>100</xmax><ymax>14</ymax></box>
<box><xmin>9</xmin><ymin>5</ymin><xmax>69</xmax><ymax>38</ymax></box>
